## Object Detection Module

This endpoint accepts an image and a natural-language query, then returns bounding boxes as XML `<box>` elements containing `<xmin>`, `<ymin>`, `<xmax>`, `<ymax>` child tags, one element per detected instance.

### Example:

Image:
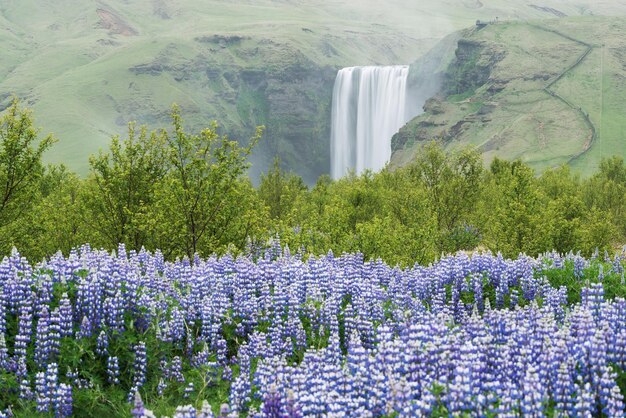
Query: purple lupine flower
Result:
<box><xmin>77</xmin><ymin>316</ymin><xmax>92</xmax><ymax>339</ymax></box>
<box><xmin>48</xmin><ymin>308</ymin><xmax>61</xmax><ymax>361</ymax></box>
<box><xmin>96</xmin><ymin>330</ymin><xmax>108</xmax><ymax>356</ymax></box>
<box><xmin>598</xmin><ymin>366</ymin><xmax>625</xmax><ymax>415</ymax></box>
<box><xmin>197</xmin><ymin>401</ymin><xmax>215</xmax><ymax>418</ymax></box>
<box><xmin>168</xmin><ymin>307</ymin><xmax>185</xmax><ymax>342</ymax></box>
<box><xmin>157</xmin><ymin>378</ymin><xmax>167</xmax><ymax>396</ymax></box>
<box><xmin>35</xmin><ymin>371</ymin><xmax>49</xmax><ymax>412</ymax></box>
<box><xmin>553</xmin><ymin>361</ymin><xmax>576</xmax><ymax>415</ymax></box>
<box><xmin>170</xmin><ymin>356</ymin><xmax>185</xmax><ymax>383</ymax></box>
<box><xmin>57</xmin><ymin>293</ymin><xmax>73</xmax><ymax>337</ymax></box>
<box><xmin>131</xmin><ymin>392</ymin><xmax>146</xmax><ymax>418</ymax></box>
<box><xmin>14</xmin><ymin>303</ymin><xmax>33</xmax><ymax>360</ymax></box>
<box><xmin>0</xmin><ymin>288</ymin><xmax>6</xmax><ymax>339</ymax></box>
<box><xmin>34</xmin><ymin>305</ymin><xmax>51</xmax><ymax>368</ymax></box>
<box><xmin>222</xmin><ymin>365</ymin><xmax>233</xmax><ymax>382</ymax></box>
<box><xmin>4</xmin><ymin>244</ymin><xmax>626</xmax><ymax>417</ymax></box>
<box><xmin>217</xmin><ymin>403</ymin><xmax>231</xmax><ymax>418</ymax></box>
<box><xmin>104</xmin><ymin>291</ymin><xmax>125</xmax><ymax>333</ymax></box>
<box><xmin>0</xmin><ymin>334</ymin><xmax>7</xmax><ymax>371</ymax></box>
<box><xmin>229</xmin><ymin>369</ymin><xmax>251</xmax><ymax>413</ymax></box>
<box><xmin>35</xmin><ymin>362</ymin><xmax>58</xmax><ymax>413</ymax></box>
<box><xmin>66</xmin><ymin>368</ymin><xmax>79</xmax><ymax>386</ymax></box>
<box><xmin>261</xmin><ymin>390</ymin><xmax>282</xmax><ymax>417</ymax></box>
<box><xmin>173</xmin><ymin>405</ymin><xmax>196</xmax><ymax>418</ymax></box>
<box><xmin>574</xmin><ymin>381</ymin><xmax>596</xmax><ymax>417</ymax></box>
<box><xmin>132</xmin><ymin>341</ymin><xmax>147</xmax><ymax>389</ymax></box>
<box><xmin>184</xmin><ymin>382</ymin><xmax>194</xmax><ymax>399</ymax></box>
<box><xmin>520</xmin><ymin>364</ymin><xmax>545</xmax><ymax>417</ymax></box>
<box><xmin>215</xmin><ymin>335</ymin><xmax>228</xmax><ymax>365</ymax></box>
<box><xmin>107</xmin><ymin>356</ymin><xmax>120</xmax><ymax>385</ymax></box>
<box><xmin>191</xmin><ymin>345</ymin><xmax>210</xmax><ymax>368</ymax></box>
<box><xmin>55</xmin><ymin>383</ymin><xmax>72</xmax><ymax>417</ymax></box>
<box><xmin>17</xmin><ymin>357</ymin><xmax>32</xmax><ymax>400</ymax></box>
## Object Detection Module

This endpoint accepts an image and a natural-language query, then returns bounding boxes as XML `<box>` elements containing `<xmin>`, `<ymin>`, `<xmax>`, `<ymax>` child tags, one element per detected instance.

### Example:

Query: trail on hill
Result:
<box><xmin>530</xmin><ymin>24</ymin><xmax>596</xmax><ymax>164</ymax></box>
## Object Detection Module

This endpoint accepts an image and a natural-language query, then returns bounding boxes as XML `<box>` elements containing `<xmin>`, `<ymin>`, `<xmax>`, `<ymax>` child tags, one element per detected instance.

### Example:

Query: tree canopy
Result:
<box><xmin>1</xmin><ymin>100</ymin><xmax>624</xmax><ymax>265</ymax></box>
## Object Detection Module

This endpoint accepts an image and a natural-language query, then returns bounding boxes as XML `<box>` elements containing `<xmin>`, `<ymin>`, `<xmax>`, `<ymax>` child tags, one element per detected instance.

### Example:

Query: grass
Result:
<box><xmin>392</xmin><ymin>16</ymin><xmax>626</xmax><ymax>177</ymax></box>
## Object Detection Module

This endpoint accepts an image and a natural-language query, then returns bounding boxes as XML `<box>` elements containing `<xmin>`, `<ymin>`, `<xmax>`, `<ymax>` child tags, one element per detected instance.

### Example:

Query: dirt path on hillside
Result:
<box><xmin>529</xmin><ymin>24</ymin><xmax>597</xmax><ymax>164</ymax></box>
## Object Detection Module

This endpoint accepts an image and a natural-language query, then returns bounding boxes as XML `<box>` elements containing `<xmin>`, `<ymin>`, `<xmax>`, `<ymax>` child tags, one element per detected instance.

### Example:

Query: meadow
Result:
<box><xmin>0</xmin><ymin>243</ymin><xmax>625</xmax><ymax>417</ymax></box>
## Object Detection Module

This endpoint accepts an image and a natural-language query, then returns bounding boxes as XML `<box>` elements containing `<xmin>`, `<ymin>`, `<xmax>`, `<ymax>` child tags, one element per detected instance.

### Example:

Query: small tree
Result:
<box><xmin>258</xmin><ymin>157</ymin><xmax>306</xmax><ymax>220</ymax></box>
<box><xmin>152</xmin><ymin>106</ymin><xmax>263</xmax><ymax>258</ymax></box>
<box><xmin>0</xmin><ymin>98</ymin><xmax>55</xmax><ymax>252</ymax></box>
<box><xmin>84</xmin><ymin>123</ymin><xmax>168</xmax><ymax>251</ymax></box>
<box><xmin>409</xmin><ymin>142</ymin><xmax>483</xmax><ymax>252</ymax></box>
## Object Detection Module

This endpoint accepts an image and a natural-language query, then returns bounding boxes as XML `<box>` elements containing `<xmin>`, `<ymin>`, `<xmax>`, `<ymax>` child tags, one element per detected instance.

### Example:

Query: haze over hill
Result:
<box><xmin>2</xmin><ymin>0</ymin><xmax>626</xmax><ymax>180</ymax></box>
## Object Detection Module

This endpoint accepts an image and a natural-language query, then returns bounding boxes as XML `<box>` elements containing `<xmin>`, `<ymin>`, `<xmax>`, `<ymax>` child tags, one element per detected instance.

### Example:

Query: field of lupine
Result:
<box><xmin>1</xmin><ymin>242</ymin><xmax>626</xmax><ymax>417</ymax></box>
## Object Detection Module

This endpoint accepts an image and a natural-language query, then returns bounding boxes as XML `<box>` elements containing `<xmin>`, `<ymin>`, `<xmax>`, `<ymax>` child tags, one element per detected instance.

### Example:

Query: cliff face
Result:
<box><xmin>255</xmin><ymin>61</ymin><xmax>336</xmax><ymax>183</ymax></box>
<box><xmin>122</xmin><ymin>38</ymin><xmax>339</xmax><ymax>183</ymax></box>
<box><xmin>0</xmin><ymin>0</ymin><xmax>435</xmax><ymax>180</ymax></box>
<box><xmin>5</xmin><ymin>2</ymin><xmax>623</xmax><ymax>180</ymax></box>
<box><xmin>444</xmin><ymin>39</ymin><xmax>503</xmax><ymax>96</ymax></box>
<box><xmin>390</xmin><ymin>17</ymin><xmax>626</xmax><ymax>177</ymax></box>
<box><xmin>392</xmin><ymin>35</ymin><xmax>504</xmax><ymax>153</ymax></box>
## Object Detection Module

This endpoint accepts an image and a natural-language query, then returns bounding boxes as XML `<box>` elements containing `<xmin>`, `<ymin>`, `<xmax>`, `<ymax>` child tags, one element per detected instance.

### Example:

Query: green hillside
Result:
<box><xmin>2</xmin><ymin>1</ymin><xmax>626</xmax><ymax>179</ymax></box>
<box><xmin>392</xmin><ymin>16</ymin><xmax>626</xmax><ymax>177</ymax></box>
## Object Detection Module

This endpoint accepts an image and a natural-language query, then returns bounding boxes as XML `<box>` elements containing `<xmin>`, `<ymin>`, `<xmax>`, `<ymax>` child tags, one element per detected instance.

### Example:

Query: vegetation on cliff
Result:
<box><xmin>394</xmin><ymin>17</ymin><xmax>626</xmax><ymax>178</ymax></box>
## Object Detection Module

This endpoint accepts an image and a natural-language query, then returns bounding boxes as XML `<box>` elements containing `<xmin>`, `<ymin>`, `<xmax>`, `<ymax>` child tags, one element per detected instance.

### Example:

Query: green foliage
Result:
<box><xmin>0</xmin><ymin>103</ymin><xmax>625</xmax><ymax>266</ymax></box>
<box><xmin>354</xmin><ymin>170</ymin><xmax>437</xmax><ymax>265</ymax></box>
<box><xmin>149</xmin><ymin>106</ymin><xmax>264</xmax><ymax>259</ymax></box>
<box><xmin>542</xmin><ymin>259</ymin><xmax>626</xmax><ymax>304</ymax></box>
<box><xmin>583</xmin><ymin>156</ymin><xmax>626</xmax><ymax>239</ymax></box>
<box><xmin>85</xmin><ymin>123</ymin><xmax>168</xmax><ymax>252</ymax></box>
<box><xmin>28</xmin><ymin>166</ymin><xmax>86</xmax><ymax>259</ymax></box>
<box><xmin>0</xmin><ymin>98</ymin><xmax>56</xmax><ymax>255</ymax></box>
<box><xmin>258</xmin><ymin>157</ymin><xmax>306</xmax><ymax>221</ymax></box>
<box><xmin>408</xmin><ymin>142</ymin><xmax>483</xmax><ymax>253</ymax></box>
<box><xmin>480</xmin><ymin>158</ymin><xmax>543</xmax><ymax>256</ymax></box>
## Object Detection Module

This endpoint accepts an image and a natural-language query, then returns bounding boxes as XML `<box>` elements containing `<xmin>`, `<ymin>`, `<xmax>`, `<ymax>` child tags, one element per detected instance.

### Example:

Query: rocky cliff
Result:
<box><xmin>125</xmin><ymin>36</ymin><xmax>338</xmax><ymax>183</ymax></box>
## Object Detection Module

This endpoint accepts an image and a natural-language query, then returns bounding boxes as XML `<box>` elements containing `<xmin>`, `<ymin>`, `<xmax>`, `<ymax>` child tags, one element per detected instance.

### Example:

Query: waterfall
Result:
<box><xmin>330</xmin><ymin>65</ymin><xmax>409</xmax><ymax>179</ymax></box>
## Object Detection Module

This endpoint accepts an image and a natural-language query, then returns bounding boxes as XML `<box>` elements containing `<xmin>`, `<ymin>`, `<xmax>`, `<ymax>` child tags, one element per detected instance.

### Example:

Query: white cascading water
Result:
<box><xmin>330</xmin><ymin>65</ymin><xmax>409</xmax><ymax>179</ymax></box>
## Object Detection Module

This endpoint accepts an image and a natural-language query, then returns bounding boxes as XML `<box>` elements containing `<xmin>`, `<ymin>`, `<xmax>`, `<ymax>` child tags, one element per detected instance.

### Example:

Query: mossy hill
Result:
<box><xmin>2</xmin><ymin>2</ymin><xmax>626</xmax><ymax>181</ymax></box>
<box><xmin>393</xmin><ymin>17</ymin><xmax>626</xmax><ymax>176</ymax></box>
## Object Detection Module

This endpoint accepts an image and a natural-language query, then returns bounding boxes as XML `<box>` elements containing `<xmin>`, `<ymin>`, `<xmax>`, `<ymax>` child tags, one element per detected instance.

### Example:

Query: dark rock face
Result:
<box><xmin>258</xmin><ymin>62</ymin><xmax>336</xmax><ymax>184</ymax></box>
<box><xmin>212</xmin><ymin>61</ymin><xmax>336</xmax><ymax>183</ymax></box>
<box><xmin>424</xmin><ymin>97</ymin><xmax>445</xmax><ymax>115</ymax></box>
<box><xmin>212</xmin><ymin>58</ymin><xmax>335</xmax><ymax>183</ymax></box>
<box><xmin>528</xmin><ymin>4</ymin><xmax>567</xmax><ymax>18</ymax></box>
<box><xmin>240</xmin><ymin>70</ymin><xmax>267</xmax><ymax>90</ymax></box>
<box><xmin>96</xmin><ymin>8</ymin><xmax>138</xmax><ymax>36</ymax></box>
<box><xmin>194</xmin><ymin>35</ymin><xmax>250</xmax><ymax>46</ymax></box>
<box><xmin>392</xmin><ymin>35</ymin><xmax>506</xmax><ymax>153</ymax></box>
<box><xmin>444</xmin><ymin>39</ymin><xmax>501</xmax><ymax>96</ymax></box>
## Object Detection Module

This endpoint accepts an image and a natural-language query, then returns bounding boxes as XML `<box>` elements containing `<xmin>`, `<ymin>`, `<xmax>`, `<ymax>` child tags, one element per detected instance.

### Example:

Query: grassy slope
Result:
<box><xmin>545</xmin><ymin>18</ymin><xmax>626</xmax><ymax>174</ymax></box>
<box><xmin>392</xmin><ymin>16</ymin><xmax>626</xmax><ymax>177</ymax></box>
<box><xmin>1</xmin><ymin>1</ymin><xmax>626</xmax><ymax>174</ymax></box>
